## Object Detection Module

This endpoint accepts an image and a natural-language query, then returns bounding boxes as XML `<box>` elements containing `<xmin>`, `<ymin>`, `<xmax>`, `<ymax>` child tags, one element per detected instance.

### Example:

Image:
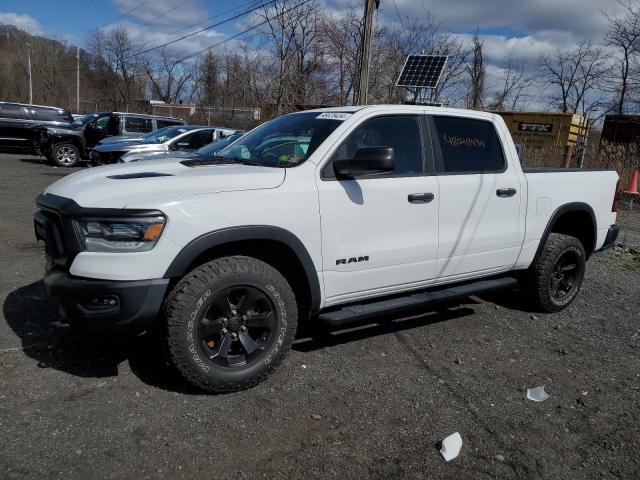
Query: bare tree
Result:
<box><xmin>538</xmin><ymin>40</ymin><xmax>606</xmax><ymax>115</ymax></box>
<box><xmin>143</xmin><ymin>48</ymin><xmax>199</xmax><ymax>104</ymax></box>
<box><xmin>487</xmin><ymin>58</ymin><xmax>531</xmax><ymax>111</ymax></box>
<box><xmin>90</xmin><ymin>26</ymin><xmax>144</xmax><ymax>110</ymax></box>
<box><xmin>604</xmin><ymin>1</ymin><xmax>640</xmax><ymax>114</ymax></box>
<box><xmin>465</xmin><ymin>33</ymin><xmax>485</xmax><ymax>109</ymax></box>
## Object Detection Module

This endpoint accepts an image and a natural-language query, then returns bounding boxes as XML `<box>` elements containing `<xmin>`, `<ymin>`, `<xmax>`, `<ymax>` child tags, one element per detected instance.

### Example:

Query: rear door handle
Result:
<box><xmin>408</xmin><ymin>193</ymin><xmax>435</xmax><ymax>204</ymax></box>
<box><xmin>496</xmin><ymin>188</ymin><xmax>517</xmax><ymax>198</ymax></box>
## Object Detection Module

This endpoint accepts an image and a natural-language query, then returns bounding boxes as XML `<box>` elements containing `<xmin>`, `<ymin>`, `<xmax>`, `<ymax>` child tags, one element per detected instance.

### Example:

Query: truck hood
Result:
<box><xmin>98</xmin><ymin>135</ymin><xmax>143</xmax><ymax>145</ymax></box>
<box><xmin>44</xmin><ymin>160</ymin><xmax>286</xmax><ymax>208</ymax></box>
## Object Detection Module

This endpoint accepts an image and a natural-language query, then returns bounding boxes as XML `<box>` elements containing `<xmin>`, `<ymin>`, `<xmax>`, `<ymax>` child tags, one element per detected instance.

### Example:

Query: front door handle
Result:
<box><xmin>496</xmin><ymin>188</ymin><xmax>517</xmax><ymax>198</ymax></box>
<box><xmin>408</xmin><ymin>193</ymin><xmax>435</xmax><ymax>204</ymax></box>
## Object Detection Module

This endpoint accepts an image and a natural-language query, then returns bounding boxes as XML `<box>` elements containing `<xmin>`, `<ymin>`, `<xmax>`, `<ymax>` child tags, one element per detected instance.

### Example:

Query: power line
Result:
<box><xmin>99</xmin><ymin>0</ymin><xmax>153</xmax><ymax>28</ymax></box>
<box><xmin>125</xmin><ymin>0</ymin><xmax>276</xmax><ymax>59</ymax></box>
<box><xmin>178</xmin><ymin>0</ymin><xmax>312</xmax><ymax>63</ymax></box>
<box><xmin>392</xmin><ymin>0</ymin><xmax>406</xmax><ymax>28</ymax></box>
<box><xmin>138</xmin><ymin>0</ymin><xmax>262</xmax><ymax>49</ymax></box>
<box><xmin>136</xmin><ymin>0</ymin><xmax>195</xmax><ymax>30</ymax></box>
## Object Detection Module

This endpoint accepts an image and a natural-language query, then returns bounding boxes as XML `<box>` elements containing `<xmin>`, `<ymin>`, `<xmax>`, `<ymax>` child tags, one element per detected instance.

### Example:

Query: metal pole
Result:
<box><xmin>356</xmin><ymin>0</ymin><xmax>379</xmax><ymax>105</ymax></box>
<box><xmin>27</xmin><ymin>43</ymin><xmax>33</xmax><ymax>104</ymax></box>
<box><xmin>76</xmin><ymin>46</ymin><xmax>80</xmax><ymax>113</ymax></box>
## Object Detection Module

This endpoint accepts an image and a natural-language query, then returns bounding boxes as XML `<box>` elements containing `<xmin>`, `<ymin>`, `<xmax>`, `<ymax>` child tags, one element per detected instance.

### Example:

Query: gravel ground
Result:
<box><xmin>1</xmin><ymin>153</ymin><xmax>639</xmax><ymax>480</ymax></box>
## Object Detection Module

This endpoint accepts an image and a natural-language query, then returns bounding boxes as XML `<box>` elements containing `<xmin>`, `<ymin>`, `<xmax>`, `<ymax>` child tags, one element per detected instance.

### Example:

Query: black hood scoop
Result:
<box><xmin>107</xmin><ymin>172</ymin><xmax>173</xmax><ymax>179</ymax></box>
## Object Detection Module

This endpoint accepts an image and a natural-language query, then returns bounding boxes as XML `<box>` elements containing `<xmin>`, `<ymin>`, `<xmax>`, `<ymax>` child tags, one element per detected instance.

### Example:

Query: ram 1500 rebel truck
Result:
<box><xmin>34</xmin><ymin>105</ymin><xmax>620</xmax><ymax>393</ymax></box>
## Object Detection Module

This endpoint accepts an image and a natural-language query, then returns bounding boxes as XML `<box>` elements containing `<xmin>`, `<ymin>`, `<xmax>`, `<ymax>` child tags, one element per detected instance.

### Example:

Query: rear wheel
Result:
<box><xmin>526</xmin><ymin>233</ymin><xmax>586</xmax><ymax>312</ymax></box>
<box><xmin>164</xmin><ymin>256</ymin><xmax>298</xmax><ymax>393</ymax></box>
<box><xmin>51</xmin><ymin>143</ymin><xmax>80</xmax><ymax>167</ymax></box>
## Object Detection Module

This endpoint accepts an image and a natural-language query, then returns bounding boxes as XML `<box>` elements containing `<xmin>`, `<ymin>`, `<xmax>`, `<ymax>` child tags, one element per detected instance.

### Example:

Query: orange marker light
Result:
<box><xmin>143</xmin><ymin>223</ymin><xmax>165</xmax><ymax>241</ymax></box>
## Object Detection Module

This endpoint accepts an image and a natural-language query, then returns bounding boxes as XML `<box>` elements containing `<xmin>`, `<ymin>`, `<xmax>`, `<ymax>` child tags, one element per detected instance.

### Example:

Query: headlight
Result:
<box><xmin>74</xmin><ymin>215</ymin><xmax>166</xmax><ymax>252</ymax></box>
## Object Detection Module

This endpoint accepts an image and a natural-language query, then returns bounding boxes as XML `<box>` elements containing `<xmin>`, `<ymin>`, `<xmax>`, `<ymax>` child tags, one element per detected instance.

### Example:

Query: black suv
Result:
<box><xmin>34</xmin><ymin>112</ymin><xmax>186</xmax><ymax>167</ymax></box>
<box><xmin>0</xmin><ymin>102</ymin><xmax>73</xmax><ymax>154</ymax></box>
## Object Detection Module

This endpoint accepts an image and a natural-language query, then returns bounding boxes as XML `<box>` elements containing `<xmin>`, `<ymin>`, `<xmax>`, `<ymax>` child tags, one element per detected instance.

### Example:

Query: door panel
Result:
<box><xmin>436</xmin><ymin>173</ymin><xmax>521</xmax><ymax>277</ymax></box>
<box><xmin>430</xmin><ymin>115</ymin><xmax>522</xmax><ymax>278</ymax></box>
<box><xmin>317</xmin><ymin>114</ymin><xmax>439</xmax><ymax>304</ymax></box>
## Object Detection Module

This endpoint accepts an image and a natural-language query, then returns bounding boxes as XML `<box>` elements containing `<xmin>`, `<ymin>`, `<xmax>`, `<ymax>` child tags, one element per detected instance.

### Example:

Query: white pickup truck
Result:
<box><xmin>34</xmin><ymin>105</ymin><xmax>620</xmax><ymax>392</ymax></box>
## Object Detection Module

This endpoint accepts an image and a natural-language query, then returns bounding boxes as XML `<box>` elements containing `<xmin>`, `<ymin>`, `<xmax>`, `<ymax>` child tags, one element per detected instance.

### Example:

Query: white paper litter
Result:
<box><xmin>527</xmin><ymin>385</ymin><xmax>550</xmax><ymax>402</ymax></box>
<box><xmin>439</xmin><ymin>432</ymin><xmax>462</xmax><ymax>462</ymax></box>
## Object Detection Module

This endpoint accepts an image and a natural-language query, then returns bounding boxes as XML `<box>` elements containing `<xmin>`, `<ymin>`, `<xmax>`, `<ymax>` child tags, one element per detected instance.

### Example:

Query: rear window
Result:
<box><xmin>432</xmin><ymin>116</ymin><xmax>505</xmax><ymax>174</ymax></box>
<box><xmin>124</xmin><ymin>117</ymin><xmax>153</xmax><ymax>133</ymax></box>
<box><xmin>32</xmin><ymin>107</ymin><xmax>72</xmax><ymax>122</ymax></box>
<box><xmin>0</xmin><ymin>104</ymin><xmax>28</xmax><ymax>119</ymax></box>
<box><xmin>156</xmin><ymin>119</ymin><xmax>183</xmax><ymax>129</ymax></box>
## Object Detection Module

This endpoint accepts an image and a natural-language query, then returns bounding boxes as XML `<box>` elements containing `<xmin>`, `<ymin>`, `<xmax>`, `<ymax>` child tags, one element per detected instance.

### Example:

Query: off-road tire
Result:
<box><xmin>165</xmin><ymin>256</ymin><xmax>298</xmax><ymax>393</ymax></box>
<box><xmin>526</xmin><ymin>233</ymin><xmax>586</xmax><ymax>312</ymax></box>
<box><xmin>51</xmin><ymin>143</ymin><xmax>81</xmax><ymax>167</ymax></box>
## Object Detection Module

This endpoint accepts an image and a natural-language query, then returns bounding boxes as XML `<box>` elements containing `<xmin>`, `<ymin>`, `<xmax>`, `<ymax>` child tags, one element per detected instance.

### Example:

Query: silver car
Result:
<box><xmin>89</xmin><ymin>126</ymin><xmax>234</xmax><ymax>165</ymax></box>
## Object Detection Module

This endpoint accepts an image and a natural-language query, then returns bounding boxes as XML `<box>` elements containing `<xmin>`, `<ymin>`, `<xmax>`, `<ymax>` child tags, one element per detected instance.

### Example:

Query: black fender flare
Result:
<box><xmin>532</xmin><ymin>202</ymin><xmax>597</xmax><ymax>264</ymax></box>
<box><xmin>164</xmin><ymin>225</ymin><xmax>322</xmax><ymax>312</ymax></box>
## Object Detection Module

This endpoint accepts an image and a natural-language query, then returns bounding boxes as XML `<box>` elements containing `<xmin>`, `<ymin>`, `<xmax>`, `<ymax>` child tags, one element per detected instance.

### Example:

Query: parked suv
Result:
<box><xmin>33</xmin><ymin>112</ymin><xmax>186</xmax><ymax>167</ymax></box>
<box><xmin>0</xmin><ymin>102</ymin><xmax>73</xmax><ymax>154</ymax></box>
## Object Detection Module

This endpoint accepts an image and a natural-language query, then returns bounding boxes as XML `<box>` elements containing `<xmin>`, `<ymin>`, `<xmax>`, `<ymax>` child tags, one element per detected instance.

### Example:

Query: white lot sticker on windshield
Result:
<box><xmin>178</xmin><ymin>128</ymin><xmax>187</xmax><ymax>133</ymax></box>
<box><xmin>316</xmin><ymin>112</ymin><xmax>352</xmax><ymax>121</ymax></box>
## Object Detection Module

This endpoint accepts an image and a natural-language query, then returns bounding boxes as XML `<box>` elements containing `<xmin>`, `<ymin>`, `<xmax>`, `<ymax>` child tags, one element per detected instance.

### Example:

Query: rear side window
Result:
<box><xmin>156</xmin><ymin>119</ymin><xmax>183</xmax><ymax>129</ymax></box>
<box><xmin>32</xmin><ymin>107</ymin><xmax>72</xmax><ymax>122</ymax></box>
<box><xmin>124</xmin><ymin>117</ymin><xmax>153</xmax><ymax>133</ymax></box>
<box><xmin>0</xmin><ymin>104</ymin><xmax>28</xmax><ymax>119</ymax></box>
<box><xmin>432</xmin><ymin>116</ymin><xmax>505</xmax><ymax>174</ymax></box>
<box><xmin>327</xmin><ymin>115</ymin><xmax>424</xmax><ymax>178</ymax></box>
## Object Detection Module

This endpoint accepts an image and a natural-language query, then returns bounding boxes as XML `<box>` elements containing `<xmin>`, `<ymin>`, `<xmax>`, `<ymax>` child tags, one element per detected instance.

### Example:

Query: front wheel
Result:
<box><xmin>525</xmin><ymin>233</ymin><xmax>586</xmax><ymax>312</ymax></box>
<box><xmin>51</xmin><ymin>143</ymin><xmax>81</xmax><ymax>167</ymax></box>
<box><xmin>164</xmin><ymin>256</ymin><xmax>298</xmax><ymax>393</ymax></box>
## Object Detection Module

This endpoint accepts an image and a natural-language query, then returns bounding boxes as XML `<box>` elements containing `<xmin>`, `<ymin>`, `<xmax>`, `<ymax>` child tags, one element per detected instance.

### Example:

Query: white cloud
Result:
<box><xmin>0</xmin><ymin>12</ymin><xmax>43</xmax><ymax>35</ymax></box>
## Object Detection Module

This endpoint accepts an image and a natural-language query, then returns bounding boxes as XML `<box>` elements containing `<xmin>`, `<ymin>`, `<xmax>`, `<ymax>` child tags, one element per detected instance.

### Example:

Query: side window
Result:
<box><xmin>124</xmin><ymin>117</ymin><xmax>153</xmax><ymax>133</ymax></box>
<box><xmin>93</xmin><ymin>116</ymin><xmax>110</xmax><ymax>130</ymax></box>
<box><xmin>156</xmin><ymin>119</ymin><xmax>182</xmax><ymax>129</ymax></box>
<box><xmin>33</xmin><ymin>107</ymin><xmax>72</xmax><ymax>122</ymax></box>
<box><xmin>327</xmin><ymin>115</ymin><xmax>423</xmax><ymax>178</ymax></box>
<box><xmin>0</xmin><ymin>104</ymin><xmax>28</xmax><ymax>119</ymax></box>
<box><xmin>431</xmin><ymin>116</ymin><xmax>505</xmax><ymax>174</ymax></box>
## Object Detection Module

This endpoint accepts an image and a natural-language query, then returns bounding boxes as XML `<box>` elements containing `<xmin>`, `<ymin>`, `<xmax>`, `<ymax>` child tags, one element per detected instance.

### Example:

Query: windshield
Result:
<box><xmin>215</xmin><ymin>112</ymin><xmax>346</xmax><ymax>167</ymax></box>
<box><xmin>196</xmin><ymin>133</ymin><xmax>244</xmax><ymax>157</ymax></box>
<box><xmin>141</xmin><ymin>126</ymin><xmax>189</xmax><ymax>144</ymax></box>
<box><xmin>72</xmin><ymin>114</ymin><xmax>98</xmax><ymax>126</ymax></box>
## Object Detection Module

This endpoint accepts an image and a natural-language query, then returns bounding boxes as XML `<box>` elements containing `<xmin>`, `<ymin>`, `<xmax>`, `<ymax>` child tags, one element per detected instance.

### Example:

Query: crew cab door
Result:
<box><xmin>85</xmin><ymin>114</ymin><xmax>112</xmax><ymax>149</ymax></box>
<box><xmin>429</xmin><ymin>115</ymin><xmax>522</xmax><ymax>278</ymax></box>
<box><xmin>317</xmin><ymin>114</ymin><xmax>440</xmax><ymax>305</ymax></box>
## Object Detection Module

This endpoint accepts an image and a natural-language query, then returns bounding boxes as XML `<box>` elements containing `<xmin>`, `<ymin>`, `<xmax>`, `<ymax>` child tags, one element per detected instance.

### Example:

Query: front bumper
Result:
<box><xmin>44</xmin><ymin>269</ymin><xmax>169</xmax><ymax>331</ymax></box>
<box><xmin>599</xmin><ymin>224</ymin><xmax>620</xmax><ymax>251</ymax></box>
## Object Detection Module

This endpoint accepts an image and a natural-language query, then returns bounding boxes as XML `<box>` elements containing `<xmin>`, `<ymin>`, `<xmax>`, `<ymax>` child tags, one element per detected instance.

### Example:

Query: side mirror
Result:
<box><xmin>333</xmin><ymin>146</ymin><xmax>395</xmax><ymax>178</ymax></box>
<box><xmin>168</xmin><ymin>141</ymin><xmax>179</xmax><ymax>151</ymax></box>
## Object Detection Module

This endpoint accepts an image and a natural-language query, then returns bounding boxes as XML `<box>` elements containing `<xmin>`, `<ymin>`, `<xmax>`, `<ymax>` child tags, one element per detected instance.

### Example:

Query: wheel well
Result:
<box><xmin>182</xmin><ymin>239</ymin><xmax>313</xmax><ymax>320</ymax></box>
<box><xmin>550</xmin><ymin>209</ymin><xmax>595</xmax><ymax>256</ymax></box>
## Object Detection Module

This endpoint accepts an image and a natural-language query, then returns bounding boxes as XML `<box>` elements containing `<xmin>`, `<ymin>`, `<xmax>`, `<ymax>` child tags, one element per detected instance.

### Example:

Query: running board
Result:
<box><xmin>318</xmin><ymin>277</ymin><xmax>518</xmax><ymax>326</ymax></box>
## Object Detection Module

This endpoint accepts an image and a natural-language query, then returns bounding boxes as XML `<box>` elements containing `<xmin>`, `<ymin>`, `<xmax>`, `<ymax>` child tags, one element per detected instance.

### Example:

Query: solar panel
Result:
<box><xmin>396</xmin><ymin>55</ymin><xmax>448</xmax><ymax>88</ymax></box>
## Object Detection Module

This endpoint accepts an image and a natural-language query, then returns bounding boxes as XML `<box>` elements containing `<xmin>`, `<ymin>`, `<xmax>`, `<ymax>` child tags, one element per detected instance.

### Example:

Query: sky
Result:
<box><xmin>0</xmin><ymin>0</ymin><xmax>632</xmax><ymax>109</ymax></box>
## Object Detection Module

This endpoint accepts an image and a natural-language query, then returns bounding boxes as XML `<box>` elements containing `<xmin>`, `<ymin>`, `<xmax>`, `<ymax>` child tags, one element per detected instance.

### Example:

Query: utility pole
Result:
<box><xmin>356</xmin><ymin>0</ymin><xmax>379</xmax><ymax>105</ymax></box>
<box><xmin>26</xmin><ymin>42</ymin><xmax>33</xmax><ymax>104</ymax></box>
<box><xmin>76</xmin><ymin>46</ymin><xmax>80</xmax><ymax>113</ymax></box>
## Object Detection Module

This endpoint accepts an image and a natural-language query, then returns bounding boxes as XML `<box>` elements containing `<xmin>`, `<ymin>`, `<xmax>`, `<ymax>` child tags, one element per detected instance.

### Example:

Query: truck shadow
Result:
<box><xmin>2</xmin><ymin>280</ymin><xmax>199</xmax><ymax>394</ymax></box>
<box><xmin>4</xmin><ymin>281</ymin><xmax>481</xmax><ymax>393</ymax></box>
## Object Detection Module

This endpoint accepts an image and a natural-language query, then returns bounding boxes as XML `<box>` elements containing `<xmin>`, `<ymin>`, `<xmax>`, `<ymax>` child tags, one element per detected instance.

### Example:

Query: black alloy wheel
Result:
<box><xmin>548</xmin><ymin>250</ymin><xmax>582</xmax><ymax>302</ymax></box>
<box><xmin>198</xmin><ymin>286</ymin><xmax>277</xmax><ymax>368</ymax></box>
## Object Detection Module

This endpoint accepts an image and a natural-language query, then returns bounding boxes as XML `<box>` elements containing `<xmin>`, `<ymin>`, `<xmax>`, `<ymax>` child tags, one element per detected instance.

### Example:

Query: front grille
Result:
<box><xmin>35</xmin><ymin>195</ymin><xmax>85</xmax><ymax>270</ymax></box>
